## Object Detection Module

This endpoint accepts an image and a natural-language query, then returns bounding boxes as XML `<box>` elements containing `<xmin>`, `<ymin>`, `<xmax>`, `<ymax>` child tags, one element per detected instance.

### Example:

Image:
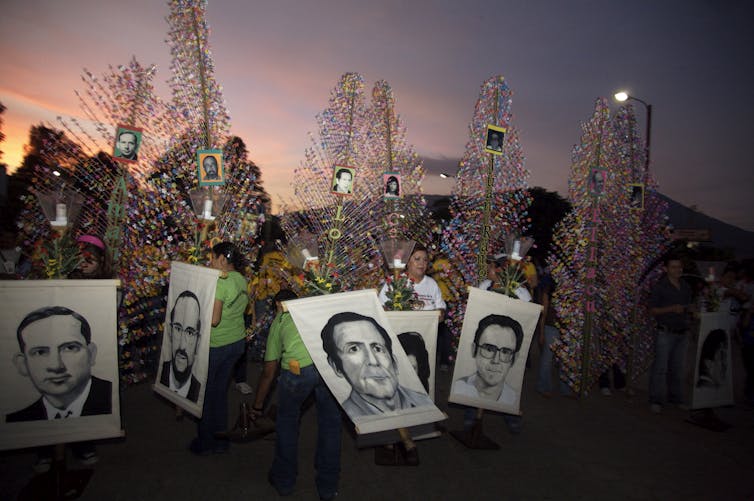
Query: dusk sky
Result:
<box><xmin>1</xmin><ymin>0</ymin><xmax>752</xmax><ymax>230</ymax></box>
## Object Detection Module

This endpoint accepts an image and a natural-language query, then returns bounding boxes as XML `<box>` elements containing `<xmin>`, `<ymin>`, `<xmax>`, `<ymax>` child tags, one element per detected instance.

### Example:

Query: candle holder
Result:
<box><xmin>504</xmin><ymin>234</ymin><xmax>533</xmax><ymax>262</ymax></box>
<box><xmin>379</xmin><ymin>238</ymin><xmax>415</xmax><ymax>278</ymax></box>
<box><xmin>34</xmin><ymin>188</ymin><xmax>85</xmax><ymax>231</ymax></box>
<box><xmin>286</xmin><ymin>231</ymin><xmax>320</xmax><ymax>271</ymax></box>
<box><xmin>33</xmin><ymin>188</ymin><xmax>85</xmax><ymax>278</ymax></box>
<box><xmin>189</xmin><ymin>186</ymin><xmax>228</xmax><ymax>221</ymax></box>
<box><xmin>379</xmin><ymin>238</ymin><xmax>421</xmax><ymax>310</ymax></box>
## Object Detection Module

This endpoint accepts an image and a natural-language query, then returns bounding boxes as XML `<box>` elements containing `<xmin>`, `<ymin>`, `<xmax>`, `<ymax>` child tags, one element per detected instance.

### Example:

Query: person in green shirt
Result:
<box><xmin>189</xmin><ymin>242</ymin><xmax>248</xmax><ymax>455</ymax></box>
<box><xmin>251</xmin><ymin>290</ymin><xmax>341</xmax><ymax>501</ymax></box>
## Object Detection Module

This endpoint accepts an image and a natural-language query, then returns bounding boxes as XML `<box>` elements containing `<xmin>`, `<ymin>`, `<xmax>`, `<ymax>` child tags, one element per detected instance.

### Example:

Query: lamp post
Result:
<box><xmin>614</xmin><ymin>91</ymin><xmax>652</xmax><ymax>183</ymax></box>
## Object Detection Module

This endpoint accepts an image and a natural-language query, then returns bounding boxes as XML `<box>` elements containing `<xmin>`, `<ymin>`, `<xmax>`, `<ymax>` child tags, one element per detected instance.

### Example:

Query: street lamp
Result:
<box><xmin>614</xmin><ymin>91</ymin><xmax>652</xmax><ymax>182</ymax></box>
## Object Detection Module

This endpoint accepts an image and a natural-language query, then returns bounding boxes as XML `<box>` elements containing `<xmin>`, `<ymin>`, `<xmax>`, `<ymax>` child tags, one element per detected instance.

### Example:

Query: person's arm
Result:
<box><xmin>211</xmin><ymin>299</ymin><xmax>223</xmax><ymax>327</ymax></box>
<box><xmin>250</xmin><ymin>360</ymin><xmax>279</xmax><ymax>418</ymax></box>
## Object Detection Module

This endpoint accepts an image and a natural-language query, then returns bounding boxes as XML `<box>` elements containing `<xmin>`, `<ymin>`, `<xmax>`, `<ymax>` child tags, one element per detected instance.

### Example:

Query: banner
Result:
<box><xmin>691</xmin><ymin>312</ymin><xmax>734</xmax><ymax>409</ymax></box>
<box><xmin>286</xmin><ymin>290</ymin><xmax>446</xmax><ymax>435</ymax></box>
<box><xmin>154</xmin><ymin>261</ymin><xmax>219</xmax><ymax>418</ymax></box>
<box><xmin>0</xmin><ymin>280</ymin><xmax>122</xmax><ymax>450</ymax></box>
<box><xmin>448</xmin><ymin>287</ymin><xmax>542</xmax><ymax>415</ymax></box>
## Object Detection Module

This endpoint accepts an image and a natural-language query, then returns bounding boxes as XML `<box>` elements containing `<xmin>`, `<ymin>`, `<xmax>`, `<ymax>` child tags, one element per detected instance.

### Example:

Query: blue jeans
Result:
<box><xmin>197</xmin><ymin>338</ymin><xmax>245</xmax><ymax>451</ymax></box>
<box><xmin>649</xmin><ymin>330</ymin><xmax>689</xmax><ymax>405</ymax></box>
<box><xmin>536</xmin><ymin>325</ymin><xmax>571</xmax><ymax>395</ymax></box>
<box><xmin>270</xmin><ymin>365</ymin><xmax>342</xmax><ymax>498</ymax></box>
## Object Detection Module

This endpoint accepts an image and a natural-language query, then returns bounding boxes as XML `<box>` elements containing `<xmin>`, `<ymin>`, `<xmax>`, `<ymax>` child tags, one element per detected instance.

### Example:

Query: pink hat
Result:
<box><xmin>77</xmin><ymin>235</ymin><xmax>105</xmax><ymax>251</ymax></box>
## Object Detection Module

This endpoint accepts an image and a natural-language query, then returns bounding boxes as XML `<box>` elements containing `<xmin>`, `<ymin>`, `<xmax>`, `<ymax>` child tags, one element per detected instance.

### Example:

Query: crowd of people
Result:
<box><xmin>5</xmin><ymin>229</ymin><xmax>754</xmax><ymax>499</ymax></box>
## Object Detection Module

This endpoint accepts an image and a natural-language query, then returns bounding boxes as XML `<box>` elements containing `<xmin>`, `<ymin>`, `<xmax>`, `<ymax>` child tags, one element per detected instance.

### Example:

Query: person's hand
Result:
<box><xmin>249</xmin><ymin>406</ymin><xmax>264</xmax><ymax>420</ymax></box>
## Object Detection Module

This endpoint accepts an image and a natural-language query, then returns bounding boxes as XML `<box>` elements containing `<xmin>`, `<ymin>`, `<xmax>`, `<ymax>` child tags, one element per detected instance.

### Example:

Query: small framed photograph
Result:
<box><xmin>629</xmin><ymin>183</ymin><xmax>644</xmax><ymax>210</ymax></box>
<box><xmin>331</xmin><ymin>165</ymin><xmax>355</xmax><ymax>196</ymax></box>
<box><xmin>589</xmin><ymin>167</ymin><xmax>607</xmax><ymax>196</ymax></box>
<box><xmin>112</xmin><ymin>125</ymin><xmax>143</xmax><ymax>164</ymax></box>
<box><xmin>484</xmin><ymin>124</ymin><xmax>506</xmax><ymax>155</ymax></box>
<box><xmin>383</xmin><ymin>172</ymin><xmax>401</xmax><ymax>199</ymax></box>
<box><xmin>197</xmin><ymin>149</ymin><xmax>224</xmax><ymax>186</ymax></box>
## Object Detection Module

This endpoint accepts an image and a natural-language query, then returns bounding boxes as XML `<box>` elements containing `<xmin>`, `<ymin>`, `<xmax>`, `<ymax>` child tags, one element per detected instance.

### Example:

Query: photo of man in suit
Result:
<box><xmin>160</xmin><ymin>290</ymin><xmax>202</xmax><ymax>402</ymax></box>
<box><xmin>331</xmin><ymin>167</ymin><xmax>354</xmax><ymax>195</ymax></box>
<box><xmin>113</xmin><ymin>129</ymin><xmax>140</xmax><ymax>161</ymax></box>
<box><xmin>6</xmin><ymin>306</ymin><xmax>112</xmax><ymax>422</ymax></box>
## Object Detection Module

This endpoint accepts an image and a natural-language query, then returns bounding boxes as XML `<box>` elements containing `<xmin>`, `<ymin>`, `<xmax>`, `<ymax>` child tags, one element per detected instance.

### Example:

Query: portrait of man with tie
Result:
<box><xmin>6</xmin><ymin>306</ymin><xmax>112</xmax><ymax>423</ymax></box>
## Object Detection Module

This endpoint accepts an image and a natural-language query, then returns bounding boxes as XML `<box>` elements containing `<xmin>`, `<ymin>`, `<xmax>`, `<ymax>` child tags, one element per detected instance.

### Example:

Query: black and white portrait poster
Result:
<box><xmin>285</xmin><ymin>290</ymin><xmax>446</xmax><ymax>435</ymax></box>
<box><xmin>448</xmin><ymin>287</ymin><xmax>542</xmax><ymax>415</ymax></box>
<box><xmin>0</xmin><ymin>280</ymin><xmax>121</xmax><ymax>451</ymax></box>
<box><xmin>385</xmin><ymin>311</ymin><xmax>439</xmax><ymax>400</ymax></box>
<box><xmin>154</xmin><ymin>261</ymin><xmax>219</xmax><ymax>418</ymax></box>
<box><xmin>691</xmin><ymin>312</ymin><xmax>734</xmax><ymax>410</ymax></box>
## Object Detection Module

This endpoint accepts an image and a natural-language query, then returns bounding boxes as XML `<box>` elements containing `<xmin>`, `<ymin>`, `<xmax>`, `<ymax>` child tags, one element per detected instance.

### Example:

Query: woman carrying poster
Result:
<box><xmin>189</xmin><ymin>242</ymin><xmax>248</xmax><ymax>455</ymax></box>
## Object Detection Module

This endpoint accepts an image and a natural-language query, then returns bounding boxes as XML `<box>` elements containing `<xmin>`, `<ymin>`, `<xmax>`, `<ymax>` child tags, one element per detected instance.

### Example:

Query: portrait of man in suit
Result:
<box><xmin>6</xmin><ymin>306</ymin><xmax>112</xmax><ymax>422</ymax></box>
<box><xmin>160</xmin><ymin>290</ymin><xmax>202</xmax><ymax>402</ymax></box>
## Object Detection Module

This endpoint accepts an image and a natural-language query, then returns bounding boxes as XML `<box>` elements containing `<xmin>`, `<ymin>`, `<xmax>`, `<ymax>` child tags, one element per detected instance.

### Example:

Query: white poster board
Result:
<box><xmin>285</xmin><ymin>289</ymin><xmax>446</xmax><ymax>435</ymax></box>
<box><xmin>691</xmin><ymin>312</ymin><xmax>734</xmax><ymax>409</ymax></box>
<box><xmin>154</xmin><ymin>261</ymin><xmax>219</xmax><ymax>418</ymax></box>
<box><xmin>0</xmin><ymin>280</ymin><xmax>122</xmax><ymax>450</ymax></box>
<box><xmin>448</xmin><ymin>287</ymin><xmax>542</xmax><ymax>415</ymax></box>
<box><xmin>385</xmin><ymin>310</ymin><xmax>439</xmax><ymax>400</ymax></box>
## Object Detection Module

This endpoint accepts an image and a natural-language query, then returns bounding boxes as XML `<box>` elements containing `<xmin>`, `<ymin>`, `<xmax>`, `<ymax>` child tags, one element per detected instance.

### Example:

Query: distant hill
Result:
<box><xmin>660</xmin><ymin>193</ymin><xmax>754</xmax><ymax>259</ymax></box>
<box><xmin>423</xmin><ymin>191</ymin><xmax>754</xmax><ymax>260</ymax></box>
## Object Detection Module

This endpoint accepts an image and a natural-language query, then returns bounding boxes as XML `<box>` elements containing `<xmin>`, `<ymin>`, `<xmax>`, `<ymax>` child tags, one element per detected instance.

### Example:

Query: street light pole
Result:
<box><xmin>614</xmin><ymin>92</ymin><xmax>652</xmax><ymax>184</ymax></box>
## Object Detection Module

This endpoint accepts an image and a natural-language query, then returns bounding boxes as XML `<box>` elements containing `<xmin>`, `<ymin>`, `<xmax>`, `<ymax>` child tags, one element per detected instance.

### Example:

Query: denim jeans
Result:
<box><xmin>649</xmin><ymin>329</ymin><xmax>689</xmax><ymax>405</ymax></box>
<box><xmin>536</xmin><ymin>325</ymin><xmax>572</xmax><ymax>395</ymax></box>
<box><xmin>197</xmin><ymin>338</ymin><xmax>245</xmax><ymax>451</ymax></box>
<box><xmin>270</xmin><ymin>365</ymin><xmax>342</xmax><ymax>499</ymax></box>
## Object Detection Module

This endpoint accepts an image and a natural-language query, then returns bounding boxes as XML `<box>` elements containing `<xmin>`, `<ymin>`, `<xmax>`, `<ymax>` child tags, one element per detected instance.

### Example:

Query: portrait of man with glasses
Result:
<box><xmin>160</xmin><ymin>290</ymin><xmax>202</xmax><ymax>402</ymax></box>
<box><xmin>451</xmin><ymin>314</ymin><xmax>523</xmax><ymax>404</ymax></box>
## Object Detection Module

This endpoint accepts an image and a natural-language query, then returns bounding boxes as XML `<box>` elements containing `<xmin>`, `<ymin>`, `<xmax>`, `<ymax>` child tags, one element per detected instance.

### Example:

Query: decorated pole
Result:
<box><xmin>476</xmin><ymin>86</ymin><xmax>499</xmax><ymax>282</ymax></box>
<box><xmin>324</xmin><ymin>82</ymin><xmax>357</xmax><ymax>268</ymax></box>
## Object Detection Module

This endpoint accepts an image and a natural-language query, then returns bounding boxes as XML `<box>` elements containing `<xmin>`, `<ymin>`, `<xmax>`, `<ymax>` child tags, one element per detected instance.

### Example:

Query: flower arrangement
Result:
<box><xmin>33</xmin><ymin>230</ymin><xmax>82</xmax><ymax>279</ymax></box>
<box><xmin>382</xmin><ymin>273</ymin><xmax>422</xmax><ymax>311</ymax></box>
<box><xmin>490</xmin><ymin>258</ymin><xmax>530</xmax><ymax>299</ymax></box>
<box><xmin>488</xmin><ymin>235</ymin><xmax>535</xmax><ymax>299</ymax></box>
<box><xmin>300</xmin><ymin>261</ymin><xmax>342</xmax><ymax>296</ymax></box>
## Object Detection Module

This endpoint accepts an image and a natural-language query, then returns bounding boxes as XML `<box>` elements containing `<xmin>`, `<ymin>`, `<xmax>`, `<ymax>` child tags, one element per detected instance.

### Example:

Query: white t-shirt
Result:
<box><xmin>379</xmin><ymin>275</ymin><xmax>446</xmax><ymax>310</ymax></box>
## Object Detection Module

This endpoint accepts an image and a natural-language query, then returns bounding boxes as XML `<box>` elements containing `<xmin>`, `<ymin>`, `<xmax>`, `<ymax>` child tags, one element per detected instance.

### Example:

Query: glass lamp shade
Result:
<box><xmin>504</xmin><ymin>234</ymin><xmax>534</xmax><ymax>261</ymax></box>
<box><xmin>379</xmin><ymin>238</ymin><xmax>416</xmax><ymax>270</ymax></box>
<box><xmin>286</xmin><ymin>231</ymin><xmax>320</xmax><ymax>269</ymax></box>
<box><xmin>189</xmin><ymin>187</ymin><xmax>229</xmax><ymax>221</ymax></box>
<box><xmin>34</xmin><ymin>189</ymin><xmax>85</xmax><ymax>229</ymax></box>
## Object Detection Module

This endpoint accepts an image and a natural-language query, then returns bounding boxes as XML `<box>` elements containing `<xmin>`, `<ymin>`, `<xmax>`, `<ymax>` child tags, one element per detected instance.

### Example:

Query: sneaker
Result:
<box><xmin>600</xmin><ymin>387</ymin><xmax>612</xmax><ymax>396</ymax></box>
<box><xmin>650</xmin><ymin>404</ymin><xmax>662</xmax><ymax>414</ymax></box>
<box><xmin>77</xmin><ymin>450</ymin><xmax>99</xmax><ymax>466</ymax></box>
<box><xmin>33</xmin><ymin>455</ymin><xmax>53</xmax><ymax>473</ymax></box>
<box><xmin>235</xmin><ymin>382</ymin><xmax>253</xmax><ymax>395</ymax></box>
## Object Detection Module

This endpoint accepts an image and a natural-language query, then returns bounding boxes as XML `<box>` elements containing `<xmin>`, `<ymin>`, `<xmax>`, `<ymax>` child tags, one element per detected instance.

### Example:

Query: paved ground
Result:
<box><xmin>2</xmin><ymin>345</ymin><xmax>753</xmax><ymax>501</ymax></box>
